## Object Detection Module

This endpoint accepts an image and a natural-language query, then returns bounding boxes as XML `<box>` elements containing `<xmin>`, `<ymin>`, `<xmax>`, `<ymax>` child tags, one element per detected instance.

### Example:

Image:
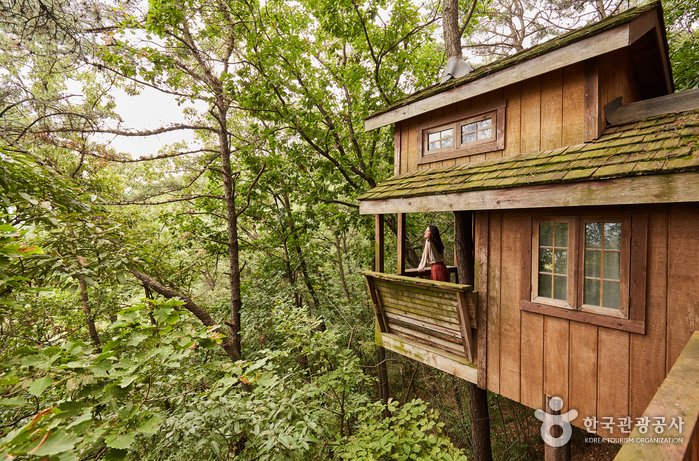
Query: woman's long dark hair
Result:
<box><xmin>428</xmin><ymin>225</ymin><xmax>445</xmax><ymax>254</ymax></box>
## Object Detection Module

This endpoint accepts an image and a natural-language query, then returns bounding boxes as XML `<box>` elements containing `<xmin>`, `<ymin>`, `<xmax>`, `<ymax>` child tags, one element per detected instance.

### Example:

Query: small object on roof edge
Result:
<box><xmin>440</xmin><ymin>58</ymin><xmax>473</xmax><ymax>84</ymax></box>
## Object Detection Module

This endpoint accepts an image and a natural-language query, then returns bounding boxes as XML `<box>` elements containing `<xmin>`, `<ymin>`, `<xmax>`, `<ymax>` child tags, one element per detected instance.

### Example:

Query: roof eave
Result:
<box><xmin>365</xmin><ymin>4</ymin><xmax>667</xmax><ymax>132</ymax></box>
<box><xmin>358</xmin><ymin>172</ymin><xmax>699</xmax><ymax>214</ymax></box>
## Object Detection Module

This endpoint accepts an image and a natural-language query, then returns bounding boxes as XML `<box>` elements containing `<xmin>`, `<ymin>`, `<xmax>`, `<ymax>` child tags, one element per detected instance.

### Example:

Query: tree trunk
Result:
<box><xmin>454</xmin><ymin>211</ymin><xmax>493</xmax><ymax>461</ymax></box>
<box><xmin>384</xmin><ymin>215</ymin><xmax>420</xmax><ymax>267</ymax></box>
<box><xmin>595</xmin><ymin>0</ymin><xmax>607</xmax><ymax>19</ymax></box>
<box><xmin>217</xmin><ymin>111</ymin><xmax>243</xmax><ymax>362</ymax></box>
<box><xmin>444</xmin><ymin>0</ymin><xmax>463</xmax><ymax>61</ymax></box>
<box><xmin>78</xmin><ymin>279</ymin><xmax>101</xmax><ymax>352</ymax></box>
<box><xmin>375</xmin><ymin>215</ymin><xmax>390</xmax><ymax>418</ymax></box>
<box><xmin>282</xmin><ymin>191</ymin><xmax>321</xmax><ymax>312</ymax></box>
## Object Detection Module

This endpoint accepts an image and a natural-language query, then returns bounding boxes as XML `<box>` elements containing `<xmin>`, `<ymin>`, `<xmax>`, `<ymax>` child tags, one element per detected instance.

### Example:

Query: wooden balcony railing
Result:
<box><xmin>403</xmin><ymin>265</ymin><xmax>459</xmax><ymax>283</ymax></box>
<box><xmin>614</xmin><ymin>330</ymin><xmax>699</xmax><ymax>461</ymax></box>
<box><xmin>362</xmin><ymin>270</ymin><xmax>478</xmax><ymax>383</ymax></box>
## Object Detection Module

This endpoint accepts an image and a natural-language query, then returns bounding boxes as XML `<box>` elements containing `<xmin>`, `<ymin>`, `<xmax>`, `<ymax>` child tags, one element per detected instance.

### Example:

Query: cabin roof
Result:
<box><xmin>358</xmin><ymin>107</ymin><xmax>699</xmax><ymax>204</ymax></box>
<box><xmin>365</xmin><ymin>1</ymin><xmax>671</xmax><ymax>131</ymax></box>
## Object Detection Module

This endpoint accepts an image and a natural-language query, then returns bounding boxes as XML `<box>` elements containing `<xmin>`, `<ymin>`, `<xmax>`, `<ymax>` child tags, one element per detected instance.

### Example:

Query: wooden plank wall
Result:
<box><xmin>478</xmin><ymin>205</ymin><xmax>699</xmax><ymax>440</ymax></box>
<box><xmin>394</xmin><ymin>49</ymin><xmax>639</xmax><ymax>175</ymax></box>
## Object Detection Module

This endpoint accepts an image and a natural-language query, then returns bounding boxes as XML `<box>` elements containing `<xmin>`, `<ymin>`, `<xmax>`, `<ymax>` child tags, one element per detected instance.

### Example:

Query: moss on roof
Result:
<box><xmin>368</xmin><ymin>2</ymin><xmax>660</xmax><ymax>120</ymax></box>
<box><xmin>357</xmin><ymin>108</ymin><xmax>699</xmax><ymax>202</ymax></box>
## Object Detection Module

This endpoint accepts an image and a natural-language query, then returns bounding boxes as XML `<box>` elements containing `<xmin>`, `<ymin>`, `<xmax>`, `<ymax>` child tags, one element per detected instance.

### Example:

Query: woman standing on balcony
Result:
<box><xmin>417</xmin><ymin>225</ymin><xmax>449</xmax><ymax>282</ymax></box>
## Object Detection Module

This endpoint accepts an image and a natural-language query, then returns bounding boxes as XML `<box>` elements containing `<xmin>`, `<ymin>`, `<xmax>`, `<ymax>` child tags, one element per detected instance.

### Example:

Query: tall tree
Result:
<box><xmin>464</xmin><ymin>0</ymin><xmax>631</xmax><ymax>60</ymax></box>
<box><xmin>443</xmin><ymin>0</ymin><xmax>480</xmax><ymax>61</ymax></box>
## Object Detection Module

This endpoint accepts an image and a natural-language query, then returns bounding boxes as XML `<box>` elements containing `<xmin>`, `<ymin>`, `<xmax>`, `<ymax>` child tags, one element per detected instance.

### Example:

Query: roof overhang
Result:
<box><xmin>365</xmin><ymin>5</ymin><xmax>671</xmax><ymax>132</ymax></box>
<box><xmin>359</xmin><ymin>172</ymin><xmax>699</xmax><ymax>215</ymax></box>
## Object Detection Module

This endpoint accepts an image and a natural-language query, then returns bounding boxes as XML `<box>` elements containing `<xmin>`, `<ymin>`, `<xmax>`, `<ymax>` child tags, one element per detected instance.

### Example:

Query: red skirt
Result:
<box><xmin>430</xmin><ymin>261</ymin><xmax>450</xmax><ymax>282</ymax></box>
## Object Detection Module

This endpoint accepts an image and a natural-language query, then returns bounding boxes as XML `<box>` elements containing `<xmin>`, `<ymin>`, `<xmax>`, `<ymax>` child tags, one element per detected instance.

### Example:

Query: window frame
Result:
<box><xmin>577</xmin><ymin>216</ymin><xmax>632</xmax><ymax>319</ymax></box>
<box><xmin>521</xmin><ymin>212</ymin><xmax>647</xmax><ymax>335</ymax></box>
<box><xmin>417</xmin><ymin>100</ymin><xmax>506</xmax><ymax>165</ymax></box>
<box><xmin>531</xmin><ymin>216</ymin><xmax>578</xmax><ymax>310</ymax></box>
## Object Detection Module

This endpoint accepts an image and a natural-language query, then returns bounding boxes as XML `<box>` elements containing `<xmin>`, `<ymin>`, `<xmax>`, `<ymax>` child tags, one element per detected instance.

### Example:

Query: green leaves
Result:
<box><xmin>29</xmin><ymin>431</ymin><xmax>81</xmax><ymax>457</ymax></box>
<box><xmin>28</xmin><ymin>375</ymin><xmax>53</xmax><ymax>397</ymax></box>
<box><xmin>336</xmin><ymin>399</ymin><xmax>469</xmax><ymax>460</ymax></box>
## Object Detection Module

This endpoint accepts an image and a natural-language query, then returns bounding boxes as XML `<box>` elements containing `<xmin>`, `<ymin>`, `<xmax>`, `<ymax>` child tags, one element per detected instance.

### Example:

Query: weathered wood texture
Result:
<box><xmin>475</xmin><ymin>211</ymin><xmax>489</xmax><ymax>388</ymax></box>
<box><xmin>376</xmin><ymin>331</ymin><xmax>478</xmax><ymax>383</ymax></box>
<box><xmin>614</xmin><ymin>331</ymin><xmax>699</xmax><ymax>461</ymax></box>
<box><xmin>362</xmin><ymin>271</ymin><xmax>478</xmax><ymax>366</ymax></box>
<box><xmin>479</xmin><ymin>206</ymin><xmax>699</xmax><ymax>440</ymax></box>
<box><xmin>358</xmin><ymin>172</ymin><xmax>699</xmax><ymax>216</ymax></box>
<box><xmin>606</xmin><ymin>87</ymin><xmax>699</xmax><ymax>126</ymax></box>
<box><xmin>394</xmin><ymin>49</ymin><xmax>637</xmax><ymax>173</ymax></box>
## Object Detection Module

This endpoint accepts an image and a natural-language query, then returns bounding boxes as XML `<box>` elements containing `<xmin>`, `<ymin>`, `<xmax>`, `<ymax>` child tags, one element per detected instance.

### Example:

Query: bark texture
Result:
<box><xmin>455</xmin><ymin>211</ymin><xmax>493</xmax><ymax>461</ymax></box>
<box><xmin>444</xmin><ymin>0</ymin><xmax>463</xmax><ymax>60</ymax></box>
<box><xmin>79</xmin><ymin>278</ymin><xmax>102</xmax><ymax>352</ymax></box>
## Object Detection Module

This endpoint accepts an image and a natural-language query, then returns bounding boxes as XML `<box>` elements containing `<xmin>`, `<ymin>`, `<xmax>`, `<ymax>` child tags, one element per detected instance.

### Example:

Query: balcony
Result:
<box><xmin>362</xmin><ymin>270</ymin><xmax>478</xmax><ymax>383</ymax></box>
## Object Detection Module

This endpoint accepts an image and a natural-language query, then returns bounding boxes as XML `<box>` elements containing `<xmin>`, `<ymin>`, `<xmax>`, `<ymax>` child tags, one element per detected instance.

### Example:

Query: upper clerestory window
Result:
<box><xmin>417</xmin><ymin>99</ymin><xmax>506</xmax><ymax>164</ymax></box>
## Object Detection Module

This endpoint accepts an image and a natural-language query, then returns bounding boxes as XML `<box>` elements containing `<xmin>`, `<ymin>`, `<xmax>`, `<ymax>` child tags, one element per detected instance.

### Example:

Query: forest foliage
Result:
<box><xmin>1</xmin><ymin>0</ymin><xmax>697</xmax><ymax>459</ymax></box>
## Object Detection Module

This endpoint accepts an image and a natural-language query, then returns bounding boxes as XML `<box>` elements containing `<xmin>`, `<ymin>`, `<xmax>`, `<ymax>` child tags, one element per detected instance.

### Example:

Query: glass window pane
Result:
<box><xmin>554</xmin><ymin>223</ymin><xmax>568</xmax><ymax>247</ymax></box>
<box><xmin>441</xmin><ymin>137</ymin><xmax>453</xmax><ymax>148</ymax></box>
<box><xmin>428</xmin><ymin>132</ymin><xmax>440</xmax><ymax>143</ymax></box>
<box><xmin>477</xmin><ymin>128</ymin><xmax>492</xmax><ymax>140</ymax></box>
<box><xmin>539</xmin><ymin>248</ymin><xmax>553</xmax><ymax>272</ymax></box>
<box><xmin>462</xmin><ymin>123</ymin><xmax>476</xmax><ymax>134</ymax></box>
<box><xmin>442</xmin><ymin>128</ymin><xmax>453</xmax><ymax>137</ymax></box>
<box><xmin>428</xmin><ymin>141</ymin><xmax>439</xmax><ymax>150</ymax></box>
<box><xmin>553</xmin><ymin>275</ymin><xmax>567</xmax><ymax>301</ymax></box>
<box><xmin>584</xmin><ymin>278</ymin><xmax>601</xmax><ymax>306</ymax></box>
<box><xmin>603</xmin><ymin>251</ymin><xmax>620</xmax><ymax>280</ymax></box>
<box><xmin>602</xmin><ymin>281</ymin><xmax>620</xmax><ymax>309</ymax></box>
<box><xmin>539</xmin><ymin>222</ymin><xmax>554</xmax><ymax>247</ymax></box>
<box><xmin>584</xmin><ymin>250</ymin><xmax>601</xmax><ymax>278</ymax></box>
<box><xmin>585</xmin><ymin>223</ymin><xmax>603</xmax><ymax>249</ymax></box>
<box><xmin>477</xmin><ymin>118</ymin><xmax>492</xmax><ymax>129</ymax></box>
<box><xmin>553</xmin><ymin>249</ymin><xmax>567</xmax><ymax>274</ymax></box>
<box><xmin>604</xmin><ymin>223</ymin><xmax>622</xmax><ymax>250</ymax></box>
<box><xmin>462</xmin><ymin>133</ymin><xmax>477</xmax><ymax>143</ymax></box>
<box><xmin>539</xmin><ymin>273</ymin><xmax>552</xmax><ymax>298</ymax></box>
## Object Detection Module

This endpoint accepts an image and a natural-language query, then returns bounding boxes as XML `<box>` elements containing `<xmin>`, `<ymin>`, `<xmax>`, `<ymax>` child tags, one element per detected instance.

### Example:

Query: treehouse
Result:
<box><xmin>359</xmin><ymin>2</ymin><xmax>699</xmax><ymax>459</ymax></box>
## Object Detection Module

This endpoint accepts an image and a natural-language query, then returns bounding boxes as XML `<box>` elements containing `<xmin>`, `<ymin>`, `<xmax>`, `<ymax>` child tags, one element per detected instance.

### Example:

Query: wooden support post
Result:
<box><xmin>375</xmin><ymin>214</ymin><xmax>384</xmax><ymax>273</ymax></box>
<box><xmin>375</xmin><ymin>214</ymin><xmax>390</xmax><ymax>415</ymax></box>
<box><xmin>583</xmin><ymin>58</ymin><xmax>601</xmax><ymax>142</ymax></box>
<box><xmin>397</xmin><ymin>213</ymin><xmax>406</xmax><ymax>275</ymax></box>
<box><xmin>455</xmin><ymin>211</ymin><xmax>493</xmax><ymax>461</ymax></box>
<box><xmin>545</xmin><ymin>395</ymin><xmax>571</xmax><ymax>461</ymax></box>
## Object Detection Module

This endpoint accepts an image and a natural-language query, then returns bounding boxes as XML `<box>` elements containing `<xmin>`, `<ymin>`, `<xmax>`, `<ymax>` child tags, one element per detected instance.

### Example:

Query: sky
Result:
<box><xmin>103</xmin><ymin>85</ymin><xmax>205</xmax><ymax>159</ymax></box>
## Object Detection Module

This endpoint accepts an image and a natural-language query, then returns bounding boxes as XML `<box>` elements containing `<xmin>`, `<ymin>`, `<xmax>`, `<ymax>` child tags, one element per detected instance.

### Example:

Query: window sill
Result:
<box><xmin>521</xmin><ymin>300</ymin><xmax>644</xmax><ymax>334</ymax></box>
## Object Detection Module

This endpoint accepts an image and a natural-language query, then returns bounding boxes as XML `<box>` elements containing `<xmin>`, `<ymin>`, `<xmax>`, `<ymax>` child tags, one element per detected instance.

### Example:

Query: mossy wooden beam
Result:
<box><xmin>614</xmin><ymin>331</ymin><xmax>699</xmax><ymax>460</ymax></box>
<box><xmin>359</xmin><ymin>172</ymin><xmax>699</xmax><ymax>215</ymax></box>
<box><xmin>377</xmin><ymin>331</ymin><xmax>478</xmax><ymax>383</ymax></box>
<box><xmin>361</xmin><ymin>270</ymin><xmax>472</xmax><ymax>292</ymax></box>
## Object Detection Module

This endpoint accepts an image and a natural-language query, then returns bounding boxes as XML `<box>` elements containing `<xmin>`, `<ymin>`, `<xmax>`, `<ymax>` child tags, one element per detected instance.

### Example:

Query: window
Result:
<box><xmin>523</xmin><ymin>214</ymin><xmax>645</xmax><ymax>334</ymax></box>
<box><xmin>461</xmin><ymin>117</ymin><xmax>493</xmax><ymax>145</ymax></box>
<box><xmin>427</xmin><ymin>128</ymin><xmax>454</xmax><ymax>151</ymax></box>
<box><xmin>532</xmin><ymin>217</ymin><xmax>577</xmax><ymax>310</ymax></box>
<box><xmin>417</xmin><ymin>100</ymin><xmax>506</xmax><ymax>164</ymax></box>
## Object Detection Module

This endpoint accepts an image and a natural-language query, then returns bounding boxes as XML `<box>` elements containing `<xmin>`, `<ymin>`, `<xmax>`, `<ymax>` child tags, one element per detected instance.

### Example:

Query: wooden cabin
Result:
<box><xmin>358</xmin><ymin>2</ymin><xmax>699</xmax><ymax>458</ymax></box>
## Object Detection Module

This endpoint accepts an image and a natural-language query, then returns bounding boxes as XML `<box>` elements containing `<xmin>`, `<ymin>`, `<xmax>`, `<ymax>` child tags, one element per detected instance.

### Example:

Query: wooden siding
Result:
<box><xmin>478</xmin><ymin>205</ymin><xmax>699</xmax><ymax>439</ymax></box>
<box><xmin>614</xmin><ymin>331</ymin><xmax>699</xmax><ymax>461</ymax></box>
<box><xmin>394</xmin><ymin>49</ymin><xmax>639</xmax><ymax>174</ymax></box>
